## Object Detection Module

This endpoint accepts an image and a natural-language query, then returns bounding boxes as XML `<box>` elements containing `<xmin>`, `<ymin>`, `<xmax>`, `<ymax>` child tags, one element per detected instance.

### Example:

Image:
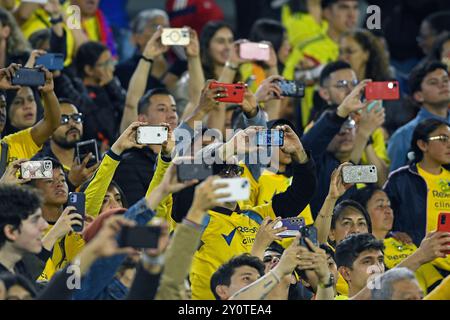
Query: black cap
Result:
<box><xmin>267</xmin><ymin>118</ymin><xmax>300</xmax><ymax>137</ymax></box>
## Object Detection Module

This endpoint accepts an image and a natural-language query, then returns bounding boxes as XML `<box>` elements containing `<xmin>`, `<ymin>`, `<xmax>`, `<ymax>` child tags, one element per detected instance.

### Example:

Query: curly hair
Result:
<box><xmin>341</xmin><ymin>29</ymin><xmax>392</xmax><ymax>81</ymax></box>
<box><xmin>0</xmin><ymin>8</ymin><xmax>31</xmax><ymax>56</ymax></box>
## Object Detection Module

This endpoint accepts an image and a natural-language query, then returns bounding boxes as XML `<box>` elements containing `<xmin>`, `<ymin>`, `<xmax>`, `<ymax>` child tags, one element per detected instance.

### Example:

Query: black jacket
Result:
<box><xmin>113</xmin><ymin>147</ymin><xmax>158</xmax><ymax>206</ymax></box>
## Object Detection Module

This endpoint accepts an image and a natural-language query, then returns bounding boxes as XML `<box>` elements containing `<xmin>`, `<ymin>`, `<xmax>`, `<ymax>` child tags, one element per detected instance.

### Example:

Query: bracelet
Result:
<box><xmin>270</xmin><ymin>270</ymin><xmax>281</xmax><ymax>284</ymax></box>
<box><xmin>141</xmin><ymin>253</ymin><xmax>165</xmax><ymax>266</ymax></box>
<box><xmin>225</xmin><ymin>61</ymin><xmax>239</xmax><ymax>71</ymax></box>
<box><xmin>50</xmin><ymin>15</ymin><xmax>64</xmax><ymax>25</ymax></box>
<box><xmin>141</xmin><ymin>55</ymin><xmax>154</xmax><ymax>64</ymax></box>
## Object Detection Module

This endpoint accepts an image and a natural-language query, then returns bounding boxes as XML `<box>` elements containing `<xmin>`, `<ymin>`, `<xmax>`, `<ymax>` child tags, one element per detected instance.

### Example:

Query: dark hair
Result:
<box><xmin>0</xmin><ymin>185</ymin><xmax>42</xmax><ymax>248</ymax></box>
<box><xmin>58</xmin><ymin>98</ymin><xmax>78</xmax><ymax>107</ymax></box>
<box><xmin>26</xmin><ymin>156</ymin><xmax>64</xmax><ymax>188</ymax></box>
<box><xmin>423</xmin><ymin>11</ymin><xmax>450</xmax><ymax>35</ymax></box>
<box><xmin>28</xmin><ymin>29</ymin><xmax>51</xmax><ymax>50</ymax></box>
<box><xmin>428</xmin><ymin>32</ymin><xmax>450</xmax><ymax>62</ymax></box>
<box><xmin>331</xmin><ymin>199</ymin><xmax>373</xmax><ymax>233</ymax></box>
<box><xmin>0</xmin><ymin>273</ymin><xmax>37</xmax><ymax>298</ymax></box>
<box><xmin>210</xmin><ymin>254</ymin><xmax>265</xmax><ymax>300</ymax></box>
<box><xmin>75</xmin><ymin>41</ymin><xmax>108</xmax><ymax>78</ymax></box>
<box><xmin>79</xmin><ymin>179</ymin><xmax>128</xmax><ymax>209</ymax></box>
<box><xmin>288</xmin><ymin>0</ymin><xmax>308</xmax><ymax>13</ymax></box>
<box><xmin>349</xmin><ymin>186</ymin><xmax>385</xmax><ymax>210</ymax></box>
<box><xmin>265</xmin><ymin>241</ymin><xmax>285</xmax><ymax>255</ymax></box>
<box><xmin>249</xmin><ymin>19</ymin><xmax>286</xmax><ymax>55</ymax></box>
<box><xmin>137</xmin><ymin>88</ymin><xmax>172</xmax><ymax>115</ymax></box>
<box><xmin>408</xmin><ymin>60</ymin><xmax>448</xmax><ymax>95</ymax></box>
<box><xmin>341</xmin><ymin>29</ymin><xmax>392</xmax><ymax>81</ymax></box>
<box><xmin>319</xmin><ymin>61</ymin><xmax>352</xmax><ymax>86</ymax></box>
<box><xmin>200</xmin><ymin>21</ymin><xmax>234</xmax><ymax>80</ymax></box>
<box><xmin>410</xmin><ymin>118</ymin><xmax>450</xmax><ymax>163</ymax></box>
<box><xmin>335</xmin><ymin>233</ymin><xmax>384</xmax><ymax>269</ymax></box>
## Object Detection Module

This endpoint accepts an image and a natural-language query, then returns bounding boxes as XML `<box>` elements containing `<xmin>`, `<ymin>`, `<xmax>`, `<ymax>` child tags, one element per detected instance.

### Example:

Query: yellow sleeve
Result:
<box><xmin>361</xmin><ymin>128</ymin><xmax>390</xmax><ymax>165</ymax></box>
<box><xmin>424</xmin><ymin>276</ymin><xmax>450</xmax><ymax>300</ymax></box>
<box><xmin>145</xmin><ymin>154</ymin><xmax>175</xmax><ymax>230</ymax></box>
<box><xmin>2</xmin><ymin>127</ymin><xmax>41</xmax><ymax>165</ymax></box>
<box><xmin>84</xmin><ymin>152</ymin><xmax>120</xmax><ymax>217</ymax></box>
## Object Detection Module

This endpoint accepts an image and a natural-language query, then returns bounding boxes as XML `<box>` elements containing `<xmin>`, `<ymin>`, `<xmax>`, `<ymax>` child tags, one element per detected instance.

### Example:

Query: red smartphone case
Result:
<box><xmin>209</xmin><ymin>82</ymin><xmax>245</xmax><ymax>104</ymax></box>
<box><xmin>365</xmin><ymin>81</ymin><xmax>400</xmax><ymax>100</ymax></box>
<box><xmin>437</xmin><ymin>212</ymin><xmax>450</xmax><ymax>254</ymax></box>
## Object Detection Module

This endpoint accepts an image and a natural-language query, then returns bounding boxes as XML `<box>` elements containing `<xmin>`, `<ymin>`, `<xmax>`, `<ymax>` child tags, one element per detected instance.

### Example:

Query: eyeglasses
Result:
<box><xmin>428</xmin><ymin>135</ymin><xmax>450</xmax><ymax>143</ymax></box>
<box><xmin>263</xmin><ymin>254</ymin><xmax>281</xmax><ymax>264</ymax></box>
<box><xmin>332</xmin><ymin>79</ymin><xmax>359</xmax><ymax>90</ymax></box>
<box><xmin>60</xmin><ymin>113</ymin><xmax>83</xmax><ymax>125</ymax></box>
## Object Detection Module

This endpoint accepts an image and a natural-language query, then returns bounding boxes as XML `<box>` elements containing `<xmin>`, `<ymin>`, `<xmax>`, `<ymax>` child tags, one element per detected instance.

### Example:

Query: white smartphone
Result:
<box><xmin>342</xmin><ymin>165</ymin><xmax>378</xmax><ymax>184</ymax></box>
<box><xmin>213</xmin><ymin>178</ymin><xmax>250</xmax><ymax>203</ymax></box>
<box><xmin>136</xmin><ymin>126</ymin><xmax>169</xmax><ymax>145</ymax></box>
<box><xmin>161</xmin><ymin>28</ymin><xmax>190</xmax><ymax>46</ymax></box>
<box><xmin>22</xmin><ymin>0</ymin><xmax>48</xmax><ymax>3</ymax></box>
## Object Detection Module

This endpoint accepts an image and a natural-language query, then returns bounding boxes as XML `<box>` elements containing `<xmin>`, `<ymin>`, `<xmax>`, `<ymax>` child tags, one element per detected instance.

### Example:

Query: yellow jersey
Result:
<box><xmin>2</xmin><ymin>127</ymin><xmax>41</xmax><ymax>165</ymax></box>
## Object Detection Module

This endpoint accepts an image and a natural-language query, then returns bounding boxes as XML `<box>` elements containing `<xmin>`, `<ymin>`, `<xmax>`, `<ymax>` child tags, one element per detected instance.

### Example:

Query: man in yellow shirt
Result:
<box><xmin>0</xmin><ymin>64</ymin><xmax>61</xmax><ymax>174</ymax></box>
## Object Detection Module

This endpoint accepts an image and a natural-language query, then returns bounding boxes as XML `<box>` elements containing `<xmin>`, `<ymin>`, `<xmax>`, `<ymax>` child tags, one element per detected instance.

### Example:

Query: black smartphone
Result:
<box><xmin>75</xmin><ymin>139</ymin><xmax>99</xmax><ymax>168</ymax></box>
<box><xmin>256</xmin><ymin>129</ymin><xmax>284</xmax><ymax>146</ymax></box>
<box><xmin>36</xmin><ymin>53</ymin><xmax>64</xmax><ymax>71</ymax></box>
<box><xmin>67</xmin><ymin>192</ymin><xmax>85</xmax><ymax>232</ymax></box>
<box><xmin>176</xmin><ymin>163</ymin><xmax>213</xmax><ymax>182</ymax></box>
<box><xmin>299</xmin><ymin>225</ymin><xmax>318</xmax><ymax>251</ymax></box>
<box><xmin>11</xmin><ymin>68</ymin><xmax>45</xmax><ymax>87</ymax></box>
<box><xmin>118</xmin><ymin>226</ymin><xmax>161</xmax><ymax>248</ymax></box>
<box><xmin>274</xmin><ymin>80</ymin><xmax>305</xmax><ymax>98</ymax></box>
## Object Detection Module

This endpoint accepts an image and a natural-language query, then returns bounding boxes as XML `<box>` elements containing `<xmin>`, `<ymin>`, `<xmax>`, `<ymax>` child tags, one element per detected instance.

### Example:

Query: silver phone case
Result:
<box><xmin>342</xmin><ymin>165</ymin><xmax>378</xmax><ymax>184</ymax></box>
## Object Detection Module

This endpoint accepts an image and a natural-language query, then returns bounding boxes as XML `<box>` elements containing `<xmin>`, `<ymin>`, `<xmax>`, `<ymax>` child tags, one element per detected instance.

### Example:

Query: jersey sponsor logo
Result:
<box><xmin>222</xmin><ymin>228</ymin><xmax>237</xmax><ymax>246</ymax></box>
<box><xmin>221</xmin><ymin>226</ymin><xmax>258</xmax><ymax>246</ymax></box>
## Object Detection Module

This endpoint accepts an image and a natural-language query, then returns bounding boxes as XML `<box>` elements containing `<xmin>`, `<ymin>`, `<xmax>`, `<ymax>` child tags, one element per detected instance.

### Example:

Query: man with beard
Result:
<box><xmin>33</xmin><ymin>99</ymin><xmax>99</xmax><ymax>189</ymax></box>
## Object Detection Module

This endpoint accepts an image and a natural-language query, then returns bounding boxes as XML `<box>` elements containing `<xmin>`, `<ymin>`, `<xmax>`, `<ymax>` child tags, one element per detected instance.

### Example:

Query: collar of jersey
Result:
<box><xmin>211</xmin><ymin>204</ymin><xmax>242</xmax><ymax>216</ymax></box>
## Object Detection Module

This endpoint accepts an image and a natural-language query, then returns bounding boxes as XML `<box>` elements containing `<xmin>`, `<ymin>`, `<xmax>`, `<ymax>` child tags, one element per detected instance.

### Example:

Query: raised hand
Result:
<box><xmin>255</xmin><ymin>75</ymin><xmax>284</xmax><ymax>103</ymax></box>
<box><xmin>0</xmin><ymin>63</ymin><xmax>21</xmax><ymax>90</ymax></box>
<box><xmin>185</xmin><ymin>27</ymin><xmax>200</xmax><ymax>58</ymax></box>
<box><xmin>69</xmin><ymin>153</ymin><xmax>100</xmax><ymax>187</ymax></box>
<box><xmin>328</xmin><ymin>162</ymin><xmax>354</xmax><ymax>200</ymax></box>
<box><xmin>277</xmin><ymin>125</ymin><xmax>308</xmax><ymax>164</ymax></box>
<box><xmin>0</xmin><ymin>159</ymin><xmax>31</xmax><ymax>185</ymax></box>
<box><xmin>143</xmin><ymin>27</ymin><xmax>169</xmax><ymax>60</ymax></box>
<box><xmin>111</xmin><ymin>121</ymin><xmax>147</xmax><ymax>156</ymax></box>
<box><xmin>336</xmin><ymin>79</ymin><xmax>371</xmax><ymax>118</ymax></box>
<box><xmin>37</xmin><ymin>66</ymin><xmax>54</xmax><ymax>93</ymax></box>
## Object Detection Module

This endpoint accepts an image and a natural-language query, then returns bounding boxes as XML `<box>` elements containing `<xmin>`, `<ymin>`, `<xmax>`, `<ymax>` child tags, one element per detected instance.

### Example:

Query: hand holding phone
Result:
<box><xmin>161</xmin><ymin>28</ymin><xmax>190</xmax><ymax>46</ymax></box>
<box><xmin>213</xmin><ymin>178</ymin><xmax>250</xmax><ymax>202</ymax></box>
<box><xmin>11</xmin><ymin>68</ymin><xmax>45</xmax><ymax>87</ymax></box>
<box><xmin>76</xmin><ymin>140</ymin><xmax>99</xmax><ymax>168</ymax></box>
<box><xmin>273</xmin><ymin>217</ymin><xmax>305</xmax><ymax>238</ymax></box>
<box><xmin>299</xmin><ymin>225</ymin><xmax>318</xmax><ymax>251</ymax></box>
<box><xmin>239</xmin><ymin>42</ymin><xmax>270</xmax><ymax>61</ymax></box>
<box><xmin>177</xmin><ymin>163</ymin><xmax>213</xmax><ymax>182</ymax></box>
<box><xmin>274</xmin><ymin>80</ymin><xmax>305</xmax><ymax>98</ymax></box>
<box><xmin>67</xmin><ymin>192</ymin><xmax>86</xmax><ymax>233</ymax></box>
<box><xmin>36</xmin><ymin>53</ymin><xmax>64</xmax><ymax>71</ymax></box>
<box><xmin>136</xmin><ymin>126</ymin><xmax>168</xmax><ymax>145</ymax></box>
<box><xmin>437</xmin><ymin>213</ymin><xmax>450</xmax><ymax>255</ymax></box>
<box><xmin>256</xmin><ymin>129</ymin><xmax>284</xmax><ymax>146</ymax></box>
<box><xmin>20</xmin><ymin>160</ymin><xmax>53</xmax><ymax>179</ymax></box>
<box><xmin>209</xmin><ymin>81</ymin><xmax>245</xmax><ymax>104</ymax></box>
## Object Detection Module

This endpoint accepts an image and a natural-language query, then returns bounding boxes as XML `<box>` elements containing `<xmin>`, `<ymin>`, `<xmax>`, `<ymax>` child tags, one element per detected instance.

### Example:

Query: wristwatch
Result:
<box><xmin>318</xmin><ymin>273</ymin><xmax>335</xmax><ymax>289</ymax></box>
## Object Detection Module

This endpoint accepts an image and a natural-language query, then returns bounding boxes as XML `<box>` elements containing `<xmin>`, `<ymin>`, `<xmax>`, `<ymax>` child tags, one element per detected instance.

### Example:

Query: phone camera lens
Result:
<box><xmin>442</xmin><ymin>216</ymin><xmax>446</xmax><ymax>224</ymax></box>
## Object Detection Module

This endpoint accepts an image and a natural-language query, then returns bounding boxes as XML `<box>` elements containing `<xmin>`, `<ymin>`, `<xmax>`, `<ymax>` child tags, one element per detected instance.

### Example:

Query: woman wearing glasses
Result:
<box><xmin>384</xmin><ymin>118</ymin><xmax>450</xmax><ymax>246</ymax></box>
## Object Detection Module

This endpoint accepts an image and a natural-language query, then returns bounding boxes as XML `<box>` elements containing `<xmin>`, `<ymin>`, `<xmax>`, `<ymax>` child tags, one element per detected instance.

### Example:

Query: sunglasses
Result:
<box><xmin>60</xmin><ymin>113</ymin><xmax>83</xmax><ymax>125</ymax></box>
<box><xmin>428</xmin><ymin>135</ymin><xmax>450</xmax><ymax>143</ymax></box>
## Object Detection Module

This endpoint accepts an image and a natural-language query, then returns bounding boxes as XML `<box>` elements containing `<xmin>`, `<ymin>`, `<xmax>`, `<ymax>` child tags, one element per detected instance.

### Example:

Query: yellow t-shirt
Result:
<box><xmin>82</xmin><ymin>16</ymin><xmax>101</xmax><ymax>42</ymax></box>
<box><xmin>19</xmin><ymin>1</ymin><xmax>75</xmax><ymax>66</ymax></box>
<box><xmin>383</xmin><ymin>237</ymin><xmax>417</xmax><ymax>269</ymax></box>
<box><xmin>424</xmin><ymin>275</ymin><xmax>450</xmax><ymax>300</ymax></box>
<box><xmin>2</xmin><ymin>127</ymin><xmax>41</xmax><ymax>165</ymax></box>
<box><xmin>190</xmin><ymin>203</ymin><xmax>276</xmax><ymax>300</ymax></box>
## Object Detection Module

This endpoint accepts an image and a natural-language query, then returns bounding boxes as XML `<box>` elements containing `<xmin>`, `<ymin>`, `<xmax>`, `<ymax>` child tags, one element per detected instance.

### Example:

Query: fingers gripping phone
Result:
<box><xmin>274</xmin><ymin>80</ymin><xmax>305</xmax><ymax>98</ymax></box>
<box><xmin>213</xmin><ymin>178</ymin><xmax>250</xmax><ymax>202</ymax></box>
<box><xmin>342</xmin><ymin>165</ymin><xmax>378</xmax><ymax>184</ymax></box>
<box><xmin>11</xmin><ymin>68</ymin><xmax>46</xmax><ymax>87</ymax></box>
<box><xmin>118</xmin><ymin>226</ymin><xmax>162</xmax><ymax>248</ymax></box>
<box><xmin>136</xmin><ymin>126</ymin><xmax>168</xmax><ymax>145</ymax></box>
<box><xmin>209</xmin><ymin>82</ymin><xmax>245</xmax><ymax>104</ymax></box>
<box><xmin>67</xmin><ymin>192</ymin><xmax>85</xmax><ymax>232</ymax></box>
<box><xmin>36</xmin><ymin>53</ymin><xmax>64</xmax><ymax>71</ymax></box>
<box><xmin>437</xmin><ymin>213</ymin><xmax>450</xmax><ymax>255</ymax></box>
<box><xmin>273</xmin><ymin>217</ymin><xmax>305</xmax><ymax>238</ymax></box>
<box><xmin>239</xmin><ymin>42</ymin><xmax>270</xmax><ymax>61</ymax></box>
<box><xmin>256</xmin><ymin>129</ymin><xmax>284</xmax><ymax>146</ymax></box>
<box><xmin>299</xmin><ymin>225</ymin><xmax>318</xmax><ymax>250</ymax></box>
<box><xmin>176</xmin><ymin>163</ymin><xmax>213</xmax><ymax>182</ymax></box>
<box><xmin>75</xmin><ymin>139</ymin><xmax>99</xmax><ymax>168</ymax></box>
<box><xmin>365</xmin><ymin>81</ymin><xmax>400</xmax><ymax>100</ymax></box>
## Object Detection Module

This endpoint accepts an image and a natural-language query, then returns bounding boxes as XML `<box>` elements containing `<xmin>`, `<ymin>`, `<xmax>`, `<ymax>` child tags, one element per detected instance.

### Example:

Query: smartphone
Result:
<box><xmin>75</xmin><ymin>139</ymin><xmax>99</xmax><ymax>168</ymax></box>
<box><xmin>437</xmin><ymin>213</ymin><xmax>450</xmax><ymax>255</ymax></box>
<box><xmin>274</xmin><ymin>80</ymin><xmax>305</xmax><ymax>98</ymax></box>
<box><xmin>367</xmin><ymin>100</ymin><xmax>383</xmax><ymax>112</ymax></box>
<box><xmin>365</xmin><ymin>81</ymin><xmax>400</xmax><ymax>100</ymax></box>
<box><xmin>21</xmin><ymin>0</ymin><xmax>48</xmax><ymax>3</ymax></box>
<box><xmin>273</xmin><ymin>217</ymin><xmax>305</xmax><ymax>238</ymax></box>
<box><xmin>118</xmin><ymin>226</ymin><xmax>161</xmax><ymax>248</ymax></box>
<box><xmin>36</xmin><ymin>53</ymin><xmax>64</xmax><ymax>71</ymax></box>
<box><xmin>161</xmin><ymin>28</ymin><xmax>190</xmax><ymax>46</ymax></box>
<box><xmin>176</xmin><ymin>163</ymin><xmax>213</xmax><ymax>182</ymax></box>
<box><xmin>209</xmin><ymin>82</ymin><xmax>245</xmax><ymax>104</ymax></box>
<box><xmin>342</xmin><ymin>165</ymin><xmax>378</xmax><ymax>184</ymax></box>
<box><xmin>11</xmin><ymin>68</ymin><xmax>45</xmax><ymax>87</ymax></box>
<box><xmin>67</xmin><ymin>192</ymin><xmax>85</xmax><ymax>233</ymax></box>
<box><xmin>256</xmin><ymin>129</ymin><xmax>284</xmax><ymax>146</ymax></box>
<box><xmin>136</xmin><ymin>126</ymin><xmax>168</xmax><ymax>145</ymax></box>
<box><xmin>213</xmin><ymin>178</ymin><xmax>250</xmax><ymax>202</ymax></box>
<box><xmin>239</xmin><ymin>42</ymin><xmax>270</xmax><ymax>61</ymax></box>
<box><xmin>299</xmin><ymin>225</ymin><xmax>318</xmax><ymax>250</ymax></box>
<box><xmin>20</xmin><ymin>160</ymin><xmax>52</xmax><ymax>179</ymax></box>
